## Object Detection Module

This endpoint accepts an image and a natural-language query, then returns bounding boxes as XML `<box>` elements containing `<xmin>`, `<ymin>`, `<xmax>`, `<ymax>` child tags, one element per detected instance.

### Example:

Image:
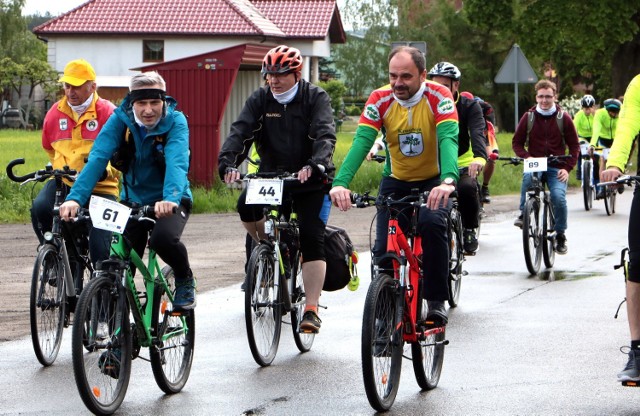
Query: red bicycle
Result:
<box><xmin>353</xmin><ymin>191</ymin><xmax>448</xmax><ymax>411</ymax></box>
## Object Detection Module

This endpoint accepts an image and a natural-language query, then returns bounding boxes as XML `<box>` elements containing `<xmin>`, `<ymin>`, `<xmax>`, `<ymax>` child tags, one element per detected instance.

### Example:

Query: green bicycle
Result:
<box><xmin>71</xmin><ymin>200</ymin><xmax>194</xmax><ymax>415</ymax></box>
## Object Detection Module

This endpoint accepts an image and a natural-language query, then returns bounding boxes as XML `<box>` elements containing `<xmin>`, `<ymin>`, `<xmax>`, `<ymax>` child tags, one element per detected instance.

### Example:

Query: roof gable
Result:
<box><xmin>33</xmin><ymin>0</ymin><xmax>343</xmax><ymax>40</ymax></box>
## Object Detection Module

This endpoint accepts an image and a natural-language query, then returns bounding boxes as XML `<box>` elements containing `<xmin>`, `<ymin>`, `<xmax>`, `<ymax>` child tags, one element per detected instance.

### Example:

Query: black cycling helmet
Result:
<box><xmin>427</xmin><ymin>62</ymin><xmax>461</xmax><ymax>81</ymax></box>
<box><xmin>580</xmin><ymin>94</ymin><xmax>595</xmax><ymax>108</ymax></box>
<box><xmin>604</xmin><ymin>98</ymin><xmax>622</xmax><ymax>112</ymax></box>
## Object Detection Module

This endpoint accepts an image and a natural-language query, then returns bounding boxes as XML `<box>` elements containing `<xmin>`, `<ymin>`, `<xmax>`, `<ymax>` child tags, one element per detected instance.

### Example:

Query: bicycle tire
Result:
<box><xmin>447</xmin><ymin>208</ymin><xmax>463</xmax><ymax>308</ymax></box>
<box><xmin>150</xmin><ymin>266</ymin><xmax>195</xmax><ymax>394</ymax></box>
<box><xmin>72</xmin><ymin>275</ymin><xmax>132</xmax><ymax>415</ymax></box>
<box><xmin>605</xmin><ymin>187</ymin><xmax>617</xmax><ymax>215</ymax></box>
<box><xmin>30</xmin><ymin>244</ymin><xmax>66</xmax><ymax>366</ymax></box>
<box><xmin>245</xmin><ymin>243</ymin><xmax>282</xmax><ymax>366</ymax></box>
<box><xmin>290</xmin><ymin>250</ymin><xmax>315</xmax><ymax>352</ymax></box>
<box><xmin>582</xmin><ymin>160</ymin><xmax>593</xmax><ymax>211</ymax></box>
<box><xmin>411</xmin><ymin>296</ymin><xmax>445</xmax><ymax>390</ymax></box>
<box><xmin>361</xmin><ymin>273</ymin><xmax>403</xmax><ymax>412</ymax></box>
<box><xmin>522</xmin><ymin>197</ymin><xmax>542</xmax><ymax>275</ymax></box>
<box><xmin>542</xmin><ymin>200</ymin><xmax>555</xmax><ymax>269</ymax></box>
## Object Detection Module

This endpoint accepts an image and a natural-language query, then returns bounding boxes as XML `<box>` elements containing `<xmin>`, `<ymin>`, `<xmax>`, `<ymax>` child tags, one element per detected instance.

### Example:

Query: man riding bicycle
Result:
<box><xmin>330</xmin><ymin>46</ymin><xmax>459</xmax><ymax>325</ymax></box>
<box><xmin>34</xmin><ymin>59</ymin><xmax>119</xmax><ymax>266</ymax></box>
<box><xmin>573</xmin><ymin>94</ymin><xmax>596</xmax><ymax>180</ymax></box>
<box><xmin>219</xmin><ymin>45</ymin><xmax>336</xmax><ymax>333</ymax></box>
<box><xmin>59</xmin><ymin>71</ymin><xmax>196</xmax><ymax>311</ymax></box>
<box><xmin>427</xmin><ymin>62</ymin><xmax>487</xmax><ymax>254</ymax></box>
<box><xmin>591</xmin><ymin>98</ymin><xmax>621</xmax><ymax>198</ymax></box>
<box><xmin>601</xmin><ymin>74</ymin><xmax>640</xmax><ymax>382</ymax></box>
<box><xmin>512</xmin><ymin>80</ymin><xmax>580</xmax><ymax>254</ymax></box>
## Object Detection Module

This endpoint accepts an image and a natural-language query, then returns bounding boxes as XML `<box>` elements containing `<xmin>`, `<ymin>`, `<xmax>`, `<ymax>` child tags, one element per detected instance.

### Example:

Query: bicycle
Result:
<box><xmin>579</xmin><ymin>141</ymin><xmax>603</xmax><ymax>211</ymax></box>
<box><xmin>597</xmin><ymin>148</ymin><xmax>620</xmax><ymax>216</ymax></box>
<box><xmin>500</xmin><ymin>155</ymin><xmax>572</xmax><ymax>275</ymax></box>
<box><xmin>6</xmin><ymin>158</ymin><xmax>93</xmax><ymax>366</ymax></box>
<box><xmin>243</xmin><ymin>170</ymin><xmax>328</xmax><ymax>367</ymax></box>
<box><xmin>71</xmin><ymin>199</ymin><xmax>194</xmax><ymax>415</ymax></box>
<box><xmin>352</xmin><ymin>191</ymin><xmax>448</xmax><ymax>412</ymax></box>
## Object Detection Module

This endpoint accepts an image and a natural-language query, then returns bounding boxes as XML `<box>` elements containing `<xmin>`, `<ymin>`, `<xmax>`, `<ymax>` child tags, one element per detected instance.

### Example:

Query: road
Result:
<box><xmin>1</xmin><ymin>189</ymin><xmax>638</xmax><ymax>415</ymax></box>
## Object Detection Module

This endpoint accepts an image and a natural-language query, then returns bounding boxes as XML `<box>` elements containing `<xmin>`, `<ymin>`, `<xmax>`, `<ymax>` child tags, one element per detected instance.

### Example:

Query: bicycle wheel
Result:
<box><xmin>522</xmin><ymin>197</ymin><xmax>542</xmax><ymax>275</ymax></box>
<box><xmin>411</xmin><ymin>295</ymin><xmax>446</xmax><ymax>390</ymax></box>
<box><xmin>447</xmin><ymin>208</ymin><xmax>463</xmax><ymax>308</ymax></box>
<box><xmin>245</xmin><ymin>243</ymin><xmax>282</xmax><ymax>366</ymax></box>
<box><xmin>605</xmin><ymin>187</ymin><xmax>617</xmax><ymax>215</ymax></box>
<box><xmin>30</xmin><ymin>244</ymin><xmax>66</xmax><ymax>366</ymax></box>
<box><xmin>361</xmin><ymin>273</ymin><xmax>403</xmax><ymax>412</ymax></box>
<box><xmin>290</xmin><ymin>250</ymin><xmax>315</xmax><ymax>352</ymax></box>
<box><xmin>72</xmin><ymin>275</ymin><xmax>132</xmax><ymax>415</ymax></box>
<box><xmin>150</xmin><ymin>266</ymin><xmax>195</xmax><ymax>394</ymax></box>
<box><xmin>542</xmin><ymin>200</ymin><xmax>555</xmax><ymax>269</ymax></box>
<box><xmin>582</xmin><ymin>160</ymin><xmax>593</xmax><ymax>211</ymax></box>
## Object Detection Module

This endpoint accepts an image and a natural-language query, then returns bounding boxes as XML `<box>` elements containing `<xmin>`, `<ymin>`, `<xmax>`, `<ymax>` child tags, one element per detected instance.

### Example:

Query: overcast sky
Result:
<box><xmin>22</xmin><ymin>0</ymin><xmax>88</xmax><ymax>16</ymax></box>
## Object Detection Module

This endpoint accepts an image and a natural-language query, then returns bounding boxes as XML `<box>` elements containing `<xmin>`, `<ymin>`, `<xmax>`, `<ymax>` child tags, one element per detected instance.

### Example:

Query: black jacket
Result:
<box><xmin>456</xmin><ymin>93</ymin><xmax>487</xmax><ymax>163</ymax></box>
<box><xmin>218</xmin><ymin>80</ymin><xmax>336</xmax><ymax>177</ymax></box>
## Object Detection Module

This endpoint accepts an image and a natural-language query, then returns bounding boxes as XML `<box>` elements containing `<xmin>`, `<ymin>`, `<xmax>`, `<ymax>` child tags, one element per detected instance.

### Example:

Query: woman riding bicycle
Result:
<box><xmin>219</xmin><ymin>45</ymin><xmax>336</xmax><ymax>334</ymax></box>
<box><xmin>573</xmin><ymin>94</ymin><xmax>596</xmax><ymax>181</ymax></box>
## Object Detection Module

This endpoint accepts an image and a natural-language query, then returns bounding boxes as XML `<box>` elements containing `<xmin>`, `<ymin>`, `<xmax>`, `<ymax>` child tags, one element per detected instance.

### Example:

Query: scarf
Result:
<box><xmin>69</xmin><ymin>93</ymin><xmax>94</xmax><ymax>116</ymax></box>
<box><xmin>536</xmin><ymin>103</ymin><xmax>557</xmax><ymax>116</ymax></box>
<box><xmin>273</xmin><ymin>83</ymin><xmax>299</xmax><ymax>104</ymax></box>
<box><xmin>393</xmin><ymin>83</ymin><xmax>426</xmax><ymax>108</ymax></box>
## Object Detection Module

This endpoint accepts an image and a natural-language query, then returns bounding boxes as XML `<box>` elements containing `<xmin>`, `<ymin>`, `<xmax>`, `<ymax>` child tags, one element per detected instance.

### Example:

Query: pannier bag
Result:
<box><xmin>323</xmin><ymin>225</ymin><xmax>359</xmax><ymax>291</ymax></box>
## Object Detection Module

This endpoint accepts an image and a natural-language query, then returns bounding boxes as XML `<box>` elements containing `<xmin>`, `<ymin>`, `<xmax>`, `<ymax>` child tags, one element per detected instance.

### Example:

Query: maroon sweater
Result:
<box><xmin>512</xmin><ymin>106</ymin><xmax>580</xmax><ymax>172</ymax></box>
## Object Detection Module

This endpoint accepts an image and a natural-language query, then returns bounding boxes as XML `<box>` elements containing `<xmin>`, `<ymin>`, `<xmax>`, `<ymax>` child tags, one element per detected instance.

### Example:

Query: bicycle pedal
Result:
<box><xmin>169</xmin><ymin>309</ymin><xmax>191</xmax><ymax>317</ymax></box>
<box><xmin>622</xmin><ymin>380</ymin><xmax>640</xmax><ymax>387</ymax></box>
<box><xmin>464</xmin><ymin>250</ymin><xmax>476</xmax><ymax>256</ymax></box>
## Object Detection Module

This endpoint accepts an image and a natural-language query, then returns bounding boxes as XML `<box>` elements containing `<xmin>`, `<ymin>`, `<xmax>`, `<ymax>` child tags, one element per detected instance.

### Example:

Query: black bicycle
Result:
<box><xmin>6</xmin><ymin>158</ymin><xmax>94</xmax><ymax>366</ymax></box>
<box><xmin>500</xmin><ymin>155</ymin><xmax>571</xmax><ymax>275</ymax></box>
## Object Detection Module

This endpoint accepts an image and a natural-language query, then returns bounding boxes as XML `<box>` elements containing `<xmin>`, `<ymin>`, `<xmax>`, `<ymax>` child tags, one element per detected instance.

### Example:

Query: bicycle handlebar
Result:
<box><xmin>598</xmin><ymin>175</ymin><xmax>640</xmax><ymax>187</ymax></box>
<box><xmin>6</xmin><ymin>158</ymin><xmax>77</xmax><ymax>184</ymax></box>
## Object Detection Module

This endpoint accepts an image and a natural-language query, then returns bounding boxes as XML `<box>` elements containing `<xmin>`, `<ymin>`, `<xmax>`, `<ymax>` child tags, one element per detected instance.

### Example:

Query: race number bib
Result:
<box><xmin>523</xmin><ymin>157</ymin><xmax>547</xmax><ymax>173</ymax></box>
<box><xmin>89</xmin><ymin>195</ymin><xmax>132</xmax><ymax>233</ymax></box>
<box><xmin>246</xmin><ymin>179</ymin><xmax>284</xmax><ymax>205</ymax></box>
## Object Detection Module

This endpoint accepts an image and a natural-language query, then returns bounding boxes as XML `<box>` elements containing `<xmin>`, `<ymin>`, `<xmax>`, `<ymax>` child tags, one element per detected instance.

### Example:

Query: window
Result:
<box><xmin>143</xmin><ymin>40</ymin><xmax>164</xmax><ymax>62</ymax></box>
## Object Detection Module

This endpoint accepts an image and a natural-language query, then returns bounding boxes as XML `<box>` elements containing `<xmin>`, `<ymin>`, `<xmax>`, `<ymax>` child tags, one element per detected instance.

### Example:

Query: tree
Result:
<box><xmin>317</xmin><ymin>79</ymin><xmax>347</xmax><ymax>116</ymax></box>
<box><xmin>332</xmin><ymin>32</ymin><xmax>388</xmax><ymax>97</ymax></box>
<box><xmin>0</xmin><ymin>0</ymin><xmax>26</xmax><ymax>61</ymax></box>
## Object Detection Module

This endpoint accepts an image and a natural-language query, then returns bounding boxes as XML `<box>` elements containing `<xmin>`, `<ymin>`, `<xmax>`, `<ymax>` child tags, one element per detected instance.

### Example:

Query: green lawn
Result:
<box><xmin>0</xmin><ymin>127</ymin><xmax>579</xmax><ymax>224</ymax></box>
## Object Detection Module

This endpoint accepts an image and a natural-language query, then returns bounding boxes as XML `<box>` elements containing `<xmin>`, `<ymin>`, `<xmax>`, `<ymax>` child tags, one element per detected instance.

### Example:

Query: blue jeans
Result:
<box><xmin>372</xmin><ymin>176</ymin><xmax>451</xmax><ymax>302</ymax></box>
<box><xmin>519</xmin><ymin>168</ymin><xmax>568</xmax><ymax>233</ymax></box>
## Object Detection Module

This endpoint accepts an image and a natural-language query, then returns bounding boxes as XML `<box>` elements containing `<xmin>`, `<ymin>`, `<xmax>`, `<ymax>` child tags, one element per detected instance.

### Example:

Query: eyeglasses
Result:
<box><xmin>536</xmin><ymin>94</ymin><xmax>554</xmax><ymax>100</ymax></box>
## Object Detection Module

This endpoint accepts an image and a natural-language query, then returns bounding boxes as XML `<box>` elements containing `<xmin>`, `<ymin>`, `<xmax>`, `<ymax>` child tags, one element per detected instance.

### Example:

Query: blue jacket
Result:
<box><xmin>67</xmin><ymin>95</ymin><xmax>192</xmax><ymax>206</ymax></box>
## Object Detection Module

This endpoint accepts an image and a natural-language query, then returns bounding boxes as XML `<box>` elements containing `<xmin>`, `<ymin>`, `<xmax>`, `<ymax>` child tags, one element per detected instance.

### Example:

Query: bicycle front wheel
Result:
<box><xmin>30</xmin><ymin>244</ymin><xmax>66</xmax><ymax>366</ymax></box>
<box><xmin>523</xmin><ymin>197</ymin><xmax>542</xmax><ymax>275</ymax></box>
<box><xmin>605</xmin><ymin>186</ymin><xmax>617</xmax><ymax>216</ymax></box>
<box><xmin>582</xmin><ymin>160</ymin><xmax>593</xmax><ymax>211</ymax></box>
<box><xmin>448</xmin><ymin>208</ymin><xmax>463</xmax><ymax>308</ymax></box>
<box><xmin>72</xmin><ymin>275</ymin><xmax>132</xmax><ymax>415</ymax></box>
<box><xmin>150</xmin><ymin>266</ymin><xmax>195</xmax><ymax>394</ymax></box>
<box><xmin>542</xmin><ymin>201</ymin><xmax>555</xmax><ymax>269</ymax></box>
<box><xmin>290</xmin><ymin>250</ymin><xmax>315</xmax><ymax>352</ymax></box>
<box><xmin>361</xmin><ymin>273</ymin><xmax>403</xmax><ymax>412</ymax></box>
<box><xmin>411</xmin><ymin>296</ymin><xmax>446</xmax><ymax>390</ymax></box>
<box><xmin>245</xmin><ymin>243</ymin><xmax>282</xmax><ymax>366</ymax></box>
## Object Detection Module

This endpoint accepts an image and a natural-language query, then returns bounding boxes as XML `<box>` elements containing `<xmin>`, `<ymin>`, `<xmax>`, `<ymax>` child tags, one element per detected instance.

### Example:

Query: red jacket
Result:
<box><xmin>512</xmin><ymin>106</ymin><xmax>580</xmax><ymax>172</ymax></box>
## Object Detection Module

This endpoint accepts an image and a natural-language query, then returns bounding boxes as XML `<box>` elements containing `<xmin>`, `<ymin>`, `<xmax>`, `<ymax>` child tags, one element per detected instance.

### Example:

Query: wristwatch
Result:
<box><xmin>442</xmin><ymin>177</ymin><xmax>455</xmax><ymax>186</ymax></box>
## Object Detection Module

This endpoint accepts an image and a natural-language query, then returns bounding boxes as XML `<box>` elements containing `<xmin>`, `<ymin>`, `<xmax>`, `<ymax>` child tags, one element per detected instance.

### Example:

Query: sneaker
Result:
<box><xmin>481</xmin><ymin>186</ymin><xmax>491</xmax><ymax>203</ymax></box>
<box><xmin>299</xmin><ymin>310</ymin><xmax>322</xmax><ymax>333</ymax></box>
<box><xmin>98</xmin><ymin>348</ymin><xmax>121</xmax><ymax>379</ymax></box>
<box><xmin>514</xmin><ymin>214</ymin><xmax>523</xmax><ymax>229</ymax></box>
<box><xmin>463</xmin><ymin>229</ymin><xmax>478</xmax><ymax>253</ymax></box>
<box><xmin>173</xmin><ymin>278</ymin><xmax>197</xmax><ymax>310</ymax></box>
<box><xmin>618</xmin><ymin>348</ymin><xmax>640</xmax><ymax>382</ymax></box>
<box><xmin>96</xmin><ymin>322</ymin><xmax>109</xmax><ymax>340</ymax></box>
<box><xmin>425</xmin><ymin>301</ymin><xmax>448</xmax><ymax>326</ymax></box>
<box><xmin>555</xmin><ymin>232</ymin><xmax>568</xmax><ymax>255</ymax></box>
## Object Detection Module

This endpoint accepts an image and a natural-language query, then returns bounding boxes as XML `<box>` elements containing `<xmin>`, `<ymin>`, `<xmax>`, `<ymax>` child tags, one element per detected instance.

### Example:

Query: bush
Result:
<box><xmin>345</xmin><ymin>105</ymin><xmax>362</xmax><ymax>116</ymax></box>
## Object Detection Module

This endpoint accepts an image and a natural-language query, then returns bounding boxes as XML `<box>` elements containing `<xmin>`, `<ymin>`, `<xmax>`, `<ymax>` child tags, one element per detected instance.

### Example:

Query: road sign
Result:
<box><xmin>495</xmin><ymin>44</ymin><xmax>538</xmax><ymax>84</ymax></box>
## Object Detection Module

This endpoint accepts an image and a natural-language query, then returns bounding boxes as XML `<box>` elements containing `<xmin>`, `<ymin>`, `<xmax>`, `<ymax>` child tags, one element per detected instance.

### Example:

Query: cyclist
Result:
<box><xmin>573</xmin><ymin>94</ymin><xmax>596</xmax><ymax>180</ymax></box>
<box><xmin>591</xmin><ymin>98</ymin><xmax>622</xmax><ymax>198</ymax></box>
<box><xmin>33</xmin><ymin>59</ymin><xmax>119</xmax><ymax>265</ymax></box>
<box><xmin>218</xmin><ymin>45</ymin><xmax>336</xmax><ymax>333</ymax></box>
<box><xmin>512</xmin><ymin>79</ymin><xmax>580</xmax><ymax>255</ymax></box>
<box><xmin>428</xmin><ymin>63</ymin><xmax>486</xmax><ymax>254</ymax></box>
<box><xmin>59</xmin><ymin>71</ymin><xmax>196</xmax><ymax>310</ymax></box>
<box><xmin>470</xmin><ymin>95</ymin><xmax>499</xmax><ymax>204</ymax></box>
<box><xmin>601</xmin><ymin>74</ymin><xmax>640</xmax><ymax>382</ymax></box>
<box><xmin>330</xmin><ymin>46</ymin><xmax>459</xmax><ymax>325</ymax></box>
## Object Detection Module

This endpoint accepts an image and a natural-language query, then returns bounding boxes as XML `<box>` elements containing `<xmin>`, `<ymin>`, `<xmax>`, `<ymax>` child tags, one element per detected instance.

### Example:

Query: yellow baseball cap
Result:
<box><xmin>58</xmin><ymin>59</ymin><xmax>96</xmax><ymax>86</ymax></box>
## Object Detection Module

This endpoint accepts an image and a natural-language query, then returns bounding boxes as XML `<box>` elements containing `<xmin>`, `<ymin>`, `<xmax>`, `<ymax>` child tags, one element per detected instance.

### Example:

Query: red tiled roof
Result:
<box><xmin>33</xmin><ymin>0</ymin><xmax>340</xmax><ymax>39</ymax></box>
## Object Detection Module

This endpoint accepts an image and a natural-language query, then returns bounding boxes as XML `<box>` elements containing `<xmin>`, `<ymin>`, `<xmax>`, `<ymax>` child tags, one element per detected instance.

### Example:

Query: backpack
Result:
<box><xmin>323</xmin><ymin>225</ymin><xmax>359</xmax><ymax>291</ymax></box>
<box><xmin>526</xmin><ymin>109</ymin><xmax>565</xmax><ymax>148</ymax></box>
